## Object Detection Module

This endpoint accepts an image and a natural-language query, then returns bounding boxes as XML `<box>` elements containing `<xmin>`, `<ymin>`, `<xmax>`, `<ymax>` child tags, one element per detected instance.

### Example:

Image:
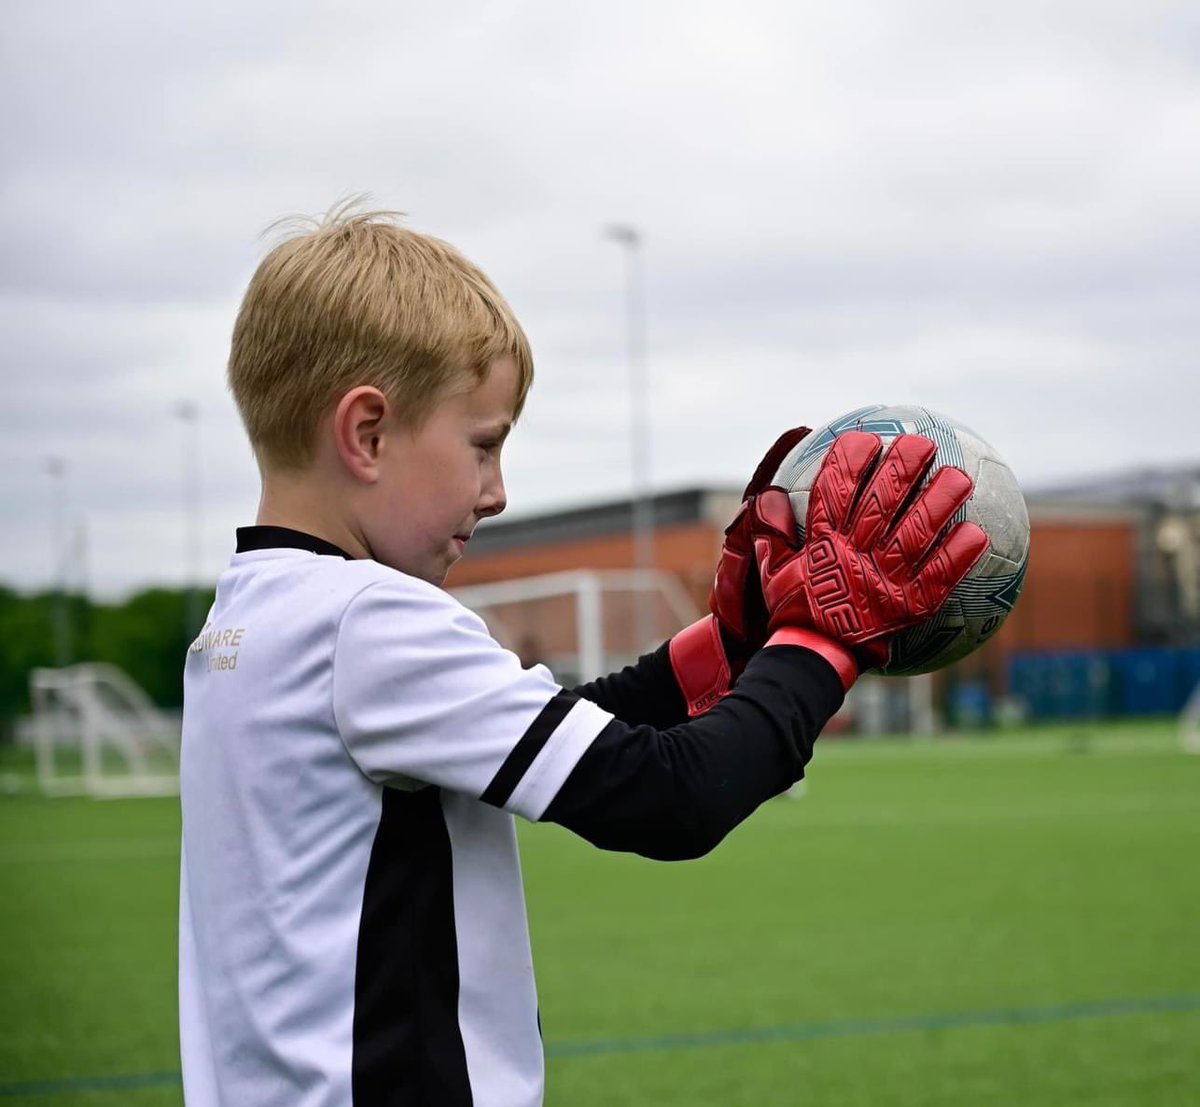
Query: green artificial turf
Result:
<box><xmin>2</xmin><ymin>720</ymin><xmax>1197</xmax><ymax>1105</ymax></box>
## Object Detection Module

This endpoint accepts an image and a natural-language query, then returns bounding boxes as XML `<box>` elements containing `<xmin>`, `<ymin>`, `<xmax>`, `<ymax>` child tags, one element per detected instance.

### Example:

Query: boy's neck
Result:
<box><xmin>256</xmin><ymin>475</ymin><xmax>370</xmax><ymax>560</ymax></box>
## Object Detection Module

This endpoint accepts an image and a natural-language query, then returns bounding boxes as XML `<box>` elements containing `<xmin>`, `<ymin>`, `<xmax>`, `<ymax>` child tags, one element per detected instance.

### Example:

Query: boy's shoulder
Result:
<box><xmin>204</xmin><ymin>550</ymin><xmax>487</xmax><ymax>689</ymax></box>
<box><xmin>224</xmin><ymin>549</ymin><xmax>466</xmax><ymax>631</ymax></box>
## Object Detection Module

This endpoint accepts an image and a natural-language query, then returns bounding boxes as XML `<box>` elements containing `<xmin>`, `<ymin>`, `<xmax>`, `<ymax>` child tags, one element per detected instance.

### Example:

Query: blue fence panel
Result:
<box><xmin>1008</xmin><ymin>647</ymin><xmax>1200</xmax><ymax>720</ymax></box>
<box><xmin>1178</xmin><ymin>650</ymin><xmax>1200</xmax><ymax>705</ymax></box>
<box><xmin>1008</xmin><ymin>651</ymin><xmax>1111</xmax><ymax>719</ymax></box>
<box><xmin>1112</xmin><ymin>648</ymin><xmax>1180</xmax><ymax>716</ymax></box>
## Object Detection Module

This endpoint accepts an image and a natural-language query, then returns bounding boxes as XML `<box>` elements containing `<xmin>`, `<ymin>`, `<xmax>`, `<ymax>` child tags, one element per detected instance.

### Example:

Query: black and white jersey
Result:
<box><xmin>179</xmin><ymin>533</ymin><xmax>613</xmax><ymax>1107</ymax></box>
<box><xmin>180</xmin><ymin>527</ymin><xmax>846</xmax><ymax>1107</ymax></box>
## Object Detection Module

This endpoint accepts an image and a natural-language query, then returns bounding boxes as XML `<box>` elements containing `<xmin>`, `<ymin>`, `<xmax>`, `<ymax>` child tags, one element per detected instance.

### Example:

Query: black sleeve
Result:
<box><xmin>572</xmin><ymin>640</ymin><xmax>688</xmax><ymax>728</ymax></box>
<box><xmin>542</xmin><ymin>645</ymin><xmax>844</xmax><ymax>862</ymax></box>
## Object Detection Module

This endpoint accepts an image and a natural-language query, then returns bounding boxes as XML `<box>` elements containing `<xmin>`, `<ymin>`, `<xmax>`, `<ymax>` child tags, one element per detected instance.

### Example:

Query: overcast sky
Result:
<box><xmin>3</xmin><ymin>0</ymin><xmax>1199</xmax><ymax>597</ymax></box>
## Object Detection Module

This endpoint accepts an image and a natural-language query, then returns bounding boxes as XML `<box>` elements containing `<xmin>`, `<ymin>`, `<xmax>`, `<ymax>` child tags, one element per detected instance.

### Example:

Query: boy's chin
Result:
<box><xmin>371</xmin><ymin>539</ymin><xmax>460</xmax><ymax>587</ymax></box>
<box><xmin>392</xmin><ymin>556</ymin><xmax>453</xmax><ymax>588</ymax></box>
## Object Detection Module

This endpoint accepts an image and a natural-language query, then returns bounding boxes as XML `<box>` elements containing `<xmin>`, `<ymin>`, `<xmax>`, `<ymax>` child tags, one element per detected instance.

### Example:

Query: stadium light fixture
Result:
<box><xmin>43</xmin><ymin>456</ymin><xmax>72</xmax><ymax>666</ymax></box>
<box><xmin>174</xmin><ymin>401</ymin><xmax>204</xmax><ymax>634</ymax></box>
<box><xmin>603</xmin><ymin>223</ymin><xmax>656</xmax><ymax>651</ymax></box>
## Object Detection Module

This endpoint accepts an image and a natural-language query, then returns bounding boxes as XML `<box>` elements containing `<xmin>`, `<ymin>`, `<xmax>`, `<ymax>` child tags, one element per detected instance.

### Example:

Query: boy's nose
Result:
<box><xmin>478</xmin><ymin>473</ymin><xmax>507</xmax><ymax>518</ymax></box>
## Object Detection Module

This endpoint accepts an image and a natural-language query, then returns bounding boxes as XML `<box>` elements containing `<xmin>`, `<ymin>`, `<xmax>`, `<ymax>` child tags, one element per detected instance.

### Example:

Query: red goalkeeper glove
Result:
<box><xmin>752</xmin><ymin>431</ymin><xmax>991</xmax><ymax>691</ymax></box>
<box><xmin>669</xmin><ymin>425</ymin><xmax>811</xmax><ymax>716</ymax></box>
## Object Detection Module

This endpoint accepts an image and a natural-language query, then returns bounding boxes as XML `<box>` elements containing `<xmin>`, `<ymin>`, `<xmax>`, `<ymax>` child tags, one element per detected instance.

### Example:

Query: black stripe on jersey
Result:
<box><xmin>480</xmin><ymin>689</ymin><xmax>578</xmax><ymax>809</ymax></box>
<box><xmin>352</xmin><ymin>787</ymin><xmax>472</xmax><ymax>1107</ymax></box>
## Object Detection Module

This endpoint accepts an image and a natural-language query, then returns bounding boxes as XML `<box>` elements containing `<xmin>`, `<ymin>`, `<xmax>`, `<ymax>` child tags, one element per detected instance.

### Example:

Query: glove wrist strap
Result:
<box><xmin>669</xmin><ymin>615</ymin><xmax>733</xmax><ymax>717</ymax></box>
<box><xmin>764</xmin><ymin>627</ymin><xmax>859</xmax><ymax>693</ymax></box>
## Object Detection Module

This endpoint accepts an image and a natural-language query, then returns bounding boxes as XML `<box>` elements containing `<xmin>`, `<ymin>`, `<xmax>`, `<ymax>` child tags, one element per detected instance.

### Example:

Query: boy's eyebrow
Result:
<box><xmin>477</xmin><ymin>420</ymin><xmax>513</xmax><ymax>440</ymax></box>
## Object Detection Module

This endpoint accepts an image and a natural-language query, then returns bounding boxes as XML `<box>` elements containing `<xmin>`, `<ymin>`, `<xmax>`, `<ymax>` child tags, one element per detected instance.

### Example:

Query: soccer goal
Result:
<box><xmin>30</xmin><ymin>663</ymin><xmax>181</xmax><ymax>798</ymax></box>
<box><xmin>1181</xmin><ymin>677</ymin><xmax>1200</xmax><ymax>755</ymax></box>
<box><xmin>452</xmin><ymin>568</ymin><xmax>936</xmax><ymax>735</ymax></box>
<box><xmin>451</xmin><ymin>569</ymin><xmax>702</xmax><ymax>685</ymax></box>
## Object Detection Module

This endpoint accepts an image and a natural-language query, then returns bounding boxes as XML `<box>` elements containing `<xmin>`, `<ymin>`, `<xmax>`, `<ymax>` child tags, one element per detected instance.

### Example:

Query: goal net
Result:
<box><xmin>31</xmin><ymin>663</ymin><xmax>180</xmax><ymax>798</ymax></box>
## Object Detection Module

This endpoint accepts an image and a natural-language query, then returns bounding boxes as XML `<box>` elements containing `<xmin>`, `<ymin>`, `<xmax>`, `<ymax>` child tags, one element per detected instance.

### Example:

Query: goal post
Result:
<box><xmin>30</xmin><ymin>663</ymin><xmax>181</xmax><ymax>798</ymax></box>
<box><xmin>846</xmin><ymin>672</ymin><xmax>937</xmax><ymax>737</ymax></box>
<box><xmin>1181</xmin><ymin>677</ymin><xmax>1200</xmax><ymax>755</ymax></box>
<box><xmin>452</xmin><ymin>569</ymin><xmax>701</xmax><ymax>684</ymax></box>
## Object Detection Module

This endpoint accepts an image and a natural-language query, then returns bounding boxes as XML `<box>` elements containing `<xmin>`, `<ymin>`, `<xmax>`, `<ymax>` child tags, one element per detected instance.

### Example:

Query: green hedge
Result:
<box><xmin>0</xmin><ymin>586</ymin><xmax>214</xmax><ymax>735</ymax></box>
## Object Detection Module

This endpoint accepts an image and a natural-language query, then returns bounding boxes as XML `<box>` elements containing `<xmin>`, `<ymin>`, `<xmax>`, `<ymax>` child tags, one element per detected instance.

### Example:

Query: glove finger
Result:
<box><xmin>911</xmin><ymin>521</ymin><xmax>991</xmax><ymax>612</ymax></box>
<box><xmin>710</xmin><ymin>545</ymin><xmax>752</xmax><ymax>639</ymax></box>
<box><xmin>711</xmin><ymin>520</ymin><xmax>761</xmax><ymax>644</ymax></box>
<box><xmin>721</xmin><ymin>500</ymin><xmax>754</xmax><ymax>552</ymax></box>
<box><xmin>931</xmin><ymin>519</ymin><xmax>991</xmax><ymax>588</ymax></box>
<box><xmin>744</xmin><ymin>426</ymin><xmax>812</xmax><ymax>498</ymax></box>
<box><xmin>875</xmin><ymin>463</ymin><xmax>975</xmax><ymax>578</ymax></box>
<box><xmin>849</xmin><ymin>434</ymin><xmax>938</xmax><ymax>550</ymax></box>
<box><xmin>808</xmin><ymin>431</ymin><xmax>881</xmax><ymax>537</ymax></box>
<box><xmin>751</xmin><ymin>489</ymin><xmax>805</xmax><ymax>588</ymax></box>
<box><xmin>751</xmin><ymin>487</ymin><xmax>800</xmax><ymax>546</ymax></box>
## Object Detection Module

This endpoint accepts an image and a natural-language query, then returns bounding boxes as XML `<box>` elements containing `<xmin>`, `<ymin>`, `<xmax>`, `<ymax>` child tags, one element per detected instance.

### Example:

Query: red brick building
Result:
<box><xmin>449</xmin><ymin>485</ymin><xmax>1147</xmax><ymax>690</ymax></box>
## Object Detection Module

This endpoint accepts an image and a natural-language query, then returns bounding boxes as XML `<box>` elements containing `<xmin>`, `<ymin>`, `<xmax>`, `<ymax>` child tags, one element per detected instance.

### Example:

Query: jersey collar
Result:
<box><xmin>235</xmin><ymin>526</ymin><xmax>353</xmax><ymax>560</ymax></box>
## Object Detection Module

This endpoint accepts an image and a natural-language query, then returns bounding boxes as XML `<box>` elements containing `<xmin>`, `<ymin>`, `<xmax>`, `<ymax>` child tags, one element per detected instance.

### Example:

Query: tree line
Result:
<box><xmin>0</xmin><ymin>586</ymin><xmax>214</xmax><ymax>740</ymax></box>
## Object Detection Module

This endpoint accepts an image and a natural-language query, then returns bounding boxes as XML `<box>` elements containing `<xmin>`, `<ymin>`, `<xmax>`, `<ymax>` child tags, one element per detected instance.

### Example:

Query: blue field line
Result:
<box><xmin>2</xmin><ymin>994</ymin><xmax>1199</xmax><ymax>1098</ymax></box>
<box><xmin>545</xmin><ymin>992</ymin><xmax>1200</xmax><ymax>1058</ymax></box>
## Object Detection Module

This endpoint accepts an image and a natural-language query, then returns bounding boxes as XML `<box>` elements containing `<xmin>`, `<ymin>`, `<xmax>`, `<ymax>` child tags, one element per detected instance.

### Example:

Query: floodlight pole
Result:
<box><xmin>44</xmin><ymin>456</ymin><xmax>71</xmax><ymax>667</ymax></box>
<box><xmin>604</xmin><ymin>224</ymin><xmax>656</xmax><ymax>654</ymax></box>
<box><xmin>175</xmin><ymin>402</ymin><xmax>204</xmax><ymax>635</ymax></box>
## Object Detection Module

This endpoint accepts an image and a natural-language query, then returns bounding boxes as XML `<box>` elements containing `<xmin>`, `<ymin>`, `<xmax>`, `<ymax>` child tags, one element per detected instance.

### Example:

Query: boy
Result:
<box><xmin>180</xmin><ymin>206</ymin><xmax>986</xmax><ymax>1107</ymax></box>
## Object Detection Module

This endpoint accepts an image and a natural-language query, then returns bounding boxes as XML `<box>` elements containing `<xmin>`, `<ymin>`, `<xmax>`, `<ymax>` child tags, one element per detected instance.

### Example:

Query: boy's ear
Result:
<box><xmin>333</xmin><ymin>386</ymin><xmax>390</xmax><ymax>482</ymax></box>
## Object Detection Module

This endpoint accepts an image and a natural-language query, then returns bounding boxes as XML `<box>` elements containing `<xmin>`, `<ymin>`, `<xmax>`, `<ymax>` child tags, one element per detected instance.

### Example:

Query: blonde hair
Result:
<box><xmin>228</xmin><ymin>200</ymin><xmax>534</xmax><ymax>469</ymax></box>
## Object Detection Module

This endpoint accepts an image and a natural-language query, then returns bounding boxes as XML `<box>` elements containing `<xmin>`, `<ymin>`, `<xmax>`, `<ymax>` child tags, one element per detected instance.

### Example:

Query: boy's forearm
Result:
<box><xmin>573</xmin><ymin>641</ymin><xmax>689</xmax><ymax>728</ymax></box>
<box><xmin>543</xmin><ymin>646</ymin><xmax>844</xmax><ymax>861</ymax></box>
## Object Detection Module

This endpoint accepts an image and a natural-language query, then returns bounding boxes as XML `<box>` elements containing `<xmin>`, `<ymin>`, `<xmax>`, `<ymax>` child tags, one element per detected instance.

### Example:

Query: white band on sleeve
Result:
<box><xmin>505</xmin><ymin>698</ymin><xmax>613</xmax><ymax>821</ymax></box>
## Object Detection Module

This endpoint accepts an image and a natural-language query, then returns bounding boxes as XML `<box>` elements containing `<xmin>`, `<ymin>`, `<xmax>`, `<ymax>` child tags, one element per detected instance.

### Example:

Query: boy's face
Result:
<box><xmin>368</xmin><ymin>356</ymin><xmax>518</xmax><ymax>585</ymax></box>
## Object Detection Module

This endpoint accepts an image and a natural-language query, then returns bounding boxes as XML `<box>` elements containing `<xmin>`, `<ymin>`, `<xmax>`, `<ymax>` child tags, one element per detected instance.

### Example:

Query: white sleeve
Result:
<box><xmin>331</xmin><ymin>578</ymin><xmax>614</xmax><ymax>821</ymax></box>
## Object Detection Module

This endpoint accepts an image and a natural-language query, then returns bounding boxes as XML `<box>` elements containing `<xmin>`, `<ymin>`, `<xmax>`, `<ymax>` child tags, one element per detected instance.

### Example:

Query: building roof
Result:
<box><xmin>1027</xmin><ymin>463</ymin><xmax>1200</xmax><ymax>509</ymax></box>
<box><xmin>470</xmin><ymin>461</ymin><xmax>1200</xmax><ymax>555</ymax></box>
<box><xmin>468</xmin><ymin>485</ymin><xmax>739</xmax><ymax>555</ymax></box>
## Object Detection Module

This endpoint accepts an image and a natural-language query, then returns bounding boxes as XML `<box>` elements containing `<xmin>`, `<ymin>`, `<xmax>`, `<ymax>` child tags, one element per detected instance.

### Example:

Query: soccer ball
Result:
<box><xmin>770</xmin><ymin>404</ymin><xmax>1030</xmax><ymax>676</ymax></box>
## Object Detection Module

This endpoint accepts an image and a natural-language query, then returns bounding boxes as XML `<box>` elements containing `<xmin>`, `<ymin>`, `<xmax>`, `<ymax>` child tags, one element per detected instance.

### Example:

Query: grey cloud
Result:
<box><xmin>2</xmin><ymin>0</ymin><xmax>1199</xmax><ymax>594</ymax></box>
